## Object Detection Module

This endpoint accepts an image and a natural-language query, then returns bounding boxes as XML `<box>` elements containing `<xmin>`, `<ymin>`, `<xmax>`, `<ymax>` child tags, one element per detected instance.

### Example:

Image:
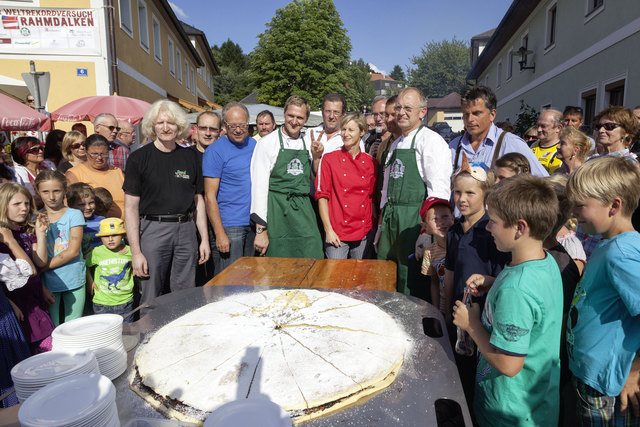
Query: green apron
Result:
<box><xmin>377</xmin><ymin>126</ymin><xmax>427</xmax><ymax>294</ymax></box>
<box><xmin>266</xmin><ymin>129</ymin><xmax>323</xmax><ymax>259</ymax></box>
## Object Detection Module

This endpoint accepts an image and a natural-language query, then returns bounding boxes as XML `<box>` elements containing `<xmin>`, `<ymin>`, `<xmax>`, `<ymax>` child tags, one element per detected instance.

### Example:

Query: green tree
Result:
<box><xmin>346</xmin><ymin>59</ymin><xmax>375</xmax><ymax>111</ymax></box>
<box><xmin>514</xmin><ymin>100</ymin><xmax>539</xmax><ymax>138</ymax></box>
<box><xmin>389</xmin><ymin>65</ymin><xmax>405</xmax><ymax>82</ymax></box>
<box><xmin>251</xmin><ymin>0</ymin><xmax>353</xmax><ymax>109</ymax></box>
<box><xmin>408</xmin><ymin>37</ymin><xmax>470</xmax><ymax>97</ymax></box>
<box><xmin>211</xmin><ymin>39</ymin><xmax>248</xmax><ymax>70</ymax></box>
<box><xmin>211</xmin><ymin>39</ymin><xmax>254</xmax><ymax>105</ymax></box>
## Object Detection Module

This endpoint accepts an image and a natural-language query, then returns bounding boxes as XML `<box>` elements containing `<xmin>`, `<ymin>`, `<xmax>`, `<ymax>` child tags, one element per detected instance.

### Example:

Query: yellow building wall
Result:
<box><xmin>0</xmin><ymin>58</ymin><xmax>97</xmax><ymax>131</ymax></box>
<box><xmin>113</xmin><ymin>0</ymin><xmax>199</xmax><ymax>103</ymax></box>
<box><xmin>40</xmin><ymin>0</ymin><xmax>91</xmax><ymax>7</ymax></box>
<box><xmin>426</xmin><ymin>110</ymin><xmax>444</xmax><ymax>126</ymax></box>
<box><xmin>193</xmin><ymin>38</ymin><xmax>215</xmax><ymax>103</ymax></box>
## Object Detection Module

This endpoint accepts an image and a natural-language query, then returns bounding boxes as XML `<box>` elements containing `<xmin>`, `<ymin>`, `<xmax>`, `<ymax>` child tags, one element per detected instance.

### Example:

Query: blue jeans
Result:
<box><xmin>211</xmin><ymin>225</ymin><xmax>255</xmax><ymax>276</ymax></box>
<box><xmin>93</xmin><ymin>299</ymin><xmax>134</xmax><ymax>323</ymax></box>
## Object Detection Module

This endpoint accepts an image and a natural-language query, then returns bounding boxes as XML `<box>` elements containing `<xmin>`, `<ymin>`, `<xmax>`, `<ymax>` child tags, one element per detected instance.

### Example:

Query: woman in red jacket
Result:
<box><xmin>315</xmin><ymin>113</ymin><xmax>377</xmax><ymax>259</ymax></box>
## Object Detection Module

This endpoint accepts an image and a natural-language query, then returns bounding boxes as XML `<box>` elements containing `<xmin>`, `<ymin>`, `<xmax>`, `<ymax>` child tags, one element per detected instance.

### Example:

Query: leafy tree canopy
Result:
<box><xmin>346</xmin><ymin>59</ymin><xmax>375</xmax><ymax>111</ymax></box>
<box><xmin>408</xmin><ymin>37</ymin><xmax>470</xmax><ymax>97</ymax></box>
<box><xmin>389</xmin><ymin>65</ymin><xmax>405</xmax><ymax>82</ymax></box>
<box><xmin>251</xmin><ymin>0</ymin><xmax>353</xmax><ymax>110</ymax></box>
<box><xmin>211</xmin><ymin>39</ymin><xmax>254</xmax><ymax>105</ymax></box>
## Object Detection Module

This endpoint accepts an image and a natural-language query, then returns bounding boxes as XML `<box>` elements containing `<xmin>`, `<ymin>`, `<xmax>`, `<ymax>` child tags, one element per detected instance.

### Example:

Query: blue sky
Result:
<box><xmin>169</xmin><ymin>0</ymin><xmax>513</xmax><ymax>75</ymax></box>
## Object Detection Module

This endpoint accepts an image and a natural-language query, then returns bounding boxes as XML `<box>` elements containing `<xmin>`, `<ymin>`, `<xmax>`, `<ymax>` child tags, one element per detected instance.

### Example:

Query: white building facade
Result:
<box><xmin>468</xmin><ymin>0</ymin><xmax>640</xmax><ymax>131</ymax></box>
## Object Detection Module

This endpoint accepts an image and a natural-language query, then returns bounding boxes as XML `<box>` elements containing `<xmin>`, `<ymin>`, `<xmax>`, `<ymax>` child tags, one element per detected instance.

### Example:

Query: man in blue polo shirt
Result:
<box><xmin>449</xmin><ymin>86</ymin><xmax>548</xmax><ymax>176</ymax></box>
<box><xmin>203</xmin><ymin>102</ymin><xmax>257</xmax><ymax>275</ymax></box>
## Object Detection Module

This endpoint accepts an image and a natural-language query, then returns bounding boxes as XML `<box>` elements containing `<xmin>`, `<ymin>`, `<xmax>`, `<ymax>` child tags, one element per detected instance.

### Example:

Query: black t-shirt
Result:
<box><xmin>187</xmin><ymin>145</ymin><xmax>204</xmax><ymax>173</ymax></box>
<box><xmin>123</xmin><ymin>143</ymin><xmax>203</xmax><ymax>215</ymax></box>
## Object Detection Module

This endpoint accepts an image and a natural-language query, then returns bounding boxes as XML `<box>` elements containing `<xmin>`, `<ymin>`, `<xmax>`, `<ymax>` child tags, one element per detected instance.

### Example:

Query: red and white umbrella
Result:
<box><xmin>50</xmin><ymin>94</ymin><xmax>151</xmax><ymax>125</ymax></box>
<box><xmin>0</xmin><ymin>93</ymin><xmax>51</xmax><ymax>131</ymax></box>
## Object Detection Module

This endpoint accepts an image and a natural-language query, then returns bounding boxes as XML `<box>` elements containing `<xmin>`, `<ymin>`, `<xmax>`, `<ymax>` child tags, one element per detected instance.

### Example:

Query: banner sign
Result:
<box><xmin>0</xmin><ymin>7</ymin><xmax>101</xmax><ymax>55</ymax></box>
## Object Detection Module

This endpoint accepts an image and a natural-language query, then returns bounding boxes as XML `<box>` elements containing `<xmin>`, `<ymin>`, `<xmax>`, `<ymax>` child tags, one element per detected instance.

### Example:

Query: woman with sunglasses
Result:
<box><xmin>11</xmin><ymin>136</ymin><xmax>53</xmax><ymax>197</ymax></box>
<box><xmin>592</xmin><ymin>106</ymin><xmax>639</xmax><ymax>162</ymax></box>
<box><xmin>57</xmin><ymin>131</ymin><xmax>87</xmax><ymax>174</ymax></box>
<box><xmin>523</xmin><ymin>126</ymin><xmax>538</xmax><ymax>146</ymax></box>
<box><xmin>65</xmin><ymin>134</ymin><xmax>125</xmax><ymax>218</ymax></box>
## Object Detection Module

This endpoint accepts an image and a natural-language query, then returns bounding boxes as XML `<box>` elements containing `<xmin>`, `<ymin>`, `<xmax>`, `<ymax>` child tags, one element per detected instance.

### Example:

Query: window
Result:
<box><xmin>496</xmin><ymin>61</ymin><xmax>502</xmax><ymax>87</ymax></box>
<box><xmin>606</xmin><ymin>80</ymin><xmax>625</xmax><ymax>106</ymax></box>
<box><xmin>586</xmin><ymin>0</ymin><xmax>604</xmax><ymax>16</ymax></box>
<box><xmin>119</xmin><ymin>0</ymin><xmax>132</xmax><ymax>36</ymax></box>
<box><xmin>190</xmin><ymin>68</ymin><xmax>195</xmax><ymax>95</ymax></box>
<box><xmin>138</xmin><ymin>0</ymin><xmax>149</xmax><ymax>51</ymax></box>
<box><xmin>506</xmin><ymin>49</ymin><xmax>513</xmax><ymax>80</ymax></box>
<box><xmin>582</xmin><ymin>90</ymin><xmax>597</xmax><ymax>132</ymax></box>
<box><xmin>545</xmin><ymin>2</ymin><xmax>557</xmax><ymax>49</ymax></box>
<box><xmin>176</xmin><ymin>50</ymin><xmax>182</xmax><ymax>83</ymax></box>
<box><xmin>185</xmin><ymin>60</ymin><xmax>190</xmax><ymax>90</ymax></box>
<box><xmin>198</xmin><ymin>67</ymin><xmax>201</xmax><ymax>77</ymax></box>
<box><xmin>168</xmin><ymin>38</ymin><xmax>175</xmax><ymax>76</ymax></box>
<box><xmin>152</xmin><ymin>15</ymin><xmax>161</xmax><ymax>63</ymax></box>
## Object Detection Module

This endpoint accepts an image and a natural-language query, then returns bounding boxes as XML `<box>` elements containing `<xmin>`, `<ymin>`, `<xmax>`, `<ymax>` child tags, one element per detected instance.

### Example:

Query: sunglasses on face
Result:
<box><xmin>99</xmin><ymin>124</ymin><xmax>121</xmax><ymax>132</ymax></box>
<box><xmin>525</xmin><ymin>134</ymin><xmax>537</xmax><ymax>139</ymax></box>
<box><xmin>70</xmin><ymin>143</ymin><xmax>84</xmax><ymax>150</ymax></box>
<box><xmin>594</xmin><ymin>122</ymin><xmax>622</xmax><ymax>131</ymax></box>
<box><xmin>26</xmin><ymin>146</ymin><xmax>43</xmax><ymax>154</ymax></box>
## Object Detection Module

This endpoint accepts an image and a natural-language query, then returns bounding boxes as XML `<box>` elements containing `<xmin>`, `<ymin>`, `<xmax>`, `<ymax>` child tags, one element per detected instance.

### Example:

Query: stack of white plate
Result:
<box><xmin>52</xmin><ymin>314</ymin><xmax>127</xmax><ymax>380</ymax></box>
<box><xmin>18</xmin><ymin>374</ymin><xmax>119</xmax><ymax>427</ymax></box>
<box><xmin>10</xmin><ymin>349</ymin><xmax>99</xmax><ymax>402</ymax></box>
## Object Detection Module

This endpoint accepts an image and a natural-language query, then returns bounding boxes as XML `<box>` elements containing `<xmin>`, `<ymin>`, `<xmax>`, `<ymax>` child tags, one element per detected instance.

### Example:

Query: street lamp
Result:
<box><xmin>517</xmin><ymin>46</ymin><xmax>535</xmax><ymax>72</ymax></box>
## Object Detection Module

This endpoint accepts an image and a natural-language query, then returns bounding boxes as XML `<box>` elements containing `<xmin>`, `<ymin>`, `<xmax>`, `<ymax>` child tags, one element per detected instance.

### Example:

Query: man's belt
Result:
<box><xmin>140</xmin><ymin>213</ymin><xmax>192</xmax><ymax>223</ymax></box>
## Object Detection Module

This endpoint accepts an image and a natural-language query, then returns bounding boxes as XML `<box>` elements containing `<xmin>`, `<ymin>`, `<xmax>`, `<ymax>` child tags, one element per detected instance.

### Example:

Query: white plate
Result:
<box><xmin>203</xmin><ymin>398</ymin><xmax>291</xmax><ymax>427</ymax></box>
<box><xmin>18</xmin><ymin>374</ymin><xmax>115</xmax><ymax>426</ymax></box>
<box><xmin>52</xmin><ymin>314</ymin><xmax>122</xmax><ymax>338</ymax></box>
<box><xmin>11</xmin><ymin>350</ymin><xmax>96</xmax><ymax>381</ymax></box>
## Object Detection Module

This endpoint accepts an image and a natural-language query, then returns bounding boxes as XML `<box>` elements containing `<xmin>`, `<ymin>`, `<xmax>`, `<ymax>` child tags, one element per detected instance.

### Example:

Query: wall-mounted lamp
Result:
<box><xmin>517</xmin><ymin>46</ymin><xmax>535</xmax><ymax>71</ymax></box>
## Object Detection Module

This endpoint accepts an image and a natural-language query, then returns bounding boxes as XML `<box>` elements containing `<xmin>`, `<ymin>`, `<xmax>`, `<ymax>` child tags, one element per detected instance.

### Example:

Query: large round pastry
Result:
<box><xmin>131</xmin><ymin>289</ymin><xmax>408</xmax><ymax>424</ymax></box>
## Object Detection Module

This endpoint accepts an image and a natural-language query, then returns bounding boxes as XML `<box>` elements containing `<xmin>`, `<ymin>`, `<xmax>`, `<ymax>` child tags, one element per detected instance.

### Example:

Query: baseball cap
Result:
<box><xmin>419</xmin><ymin>197</ymin><xmax>453</xmax><ymax>221</ymax></box>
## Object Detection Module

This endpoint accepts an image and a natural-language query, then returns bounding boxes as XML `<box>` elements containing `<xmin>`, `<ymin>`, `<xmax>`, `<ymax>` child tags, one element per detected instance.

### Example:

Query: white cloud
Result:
<box><xmin>169</xmin><ymin>2</ymin><xmax>188</xmax><ymax>19</ymax></box>
<box><xmin>368</xmin><ymin>63</ymin><xmax>387</xmax><ymax>76</ymax></box>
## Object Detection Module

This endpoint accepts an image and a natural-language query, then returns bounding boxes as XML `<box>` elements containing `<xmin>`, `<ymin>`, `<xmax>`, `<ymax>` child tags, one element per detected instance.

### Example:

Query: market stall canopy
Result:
<box><xmin>50</xmin><ymin>95</ymin><xmax>151</xmax><ymax>125</ymax></box>
<box><xmin>0</xmin><ymin>93</ymin><xmax>51</xmax><ymax>131</ymax></box>
<box><xmin>187</xmin><ymin>103</ymin><xmax>323</xmax><ymax>127</ymax></box>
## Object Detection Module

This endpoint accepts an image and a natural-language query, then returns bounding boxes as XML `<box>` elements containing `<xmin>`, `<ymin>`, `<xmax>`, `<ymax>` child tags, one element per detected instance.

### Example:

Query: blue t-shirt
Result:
<box><xmin>202</xmin><ymin>135</ymin><xmax>256</xmax><ymax>227</ymax></box>
<box><xmin>41</xmin><ymin>208</ymin><xmax>86</xmax><ymax>292</ymax></box>
<box><xmin>475</xmin><ymin>253</ymin><xmax>562</xmax><ymax>426</ymax></box>
<box><xmin>567</xmin><ymin>231</ymin><xmax>640</xmax><ymax>396</ymax></box>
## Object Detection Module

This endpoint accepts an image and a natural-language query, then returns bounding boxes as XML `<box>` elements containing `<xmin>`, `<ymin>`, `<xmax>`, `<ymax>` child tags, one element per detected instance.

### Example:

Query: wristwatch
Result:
<box><xmin>256</xmin><ymin>225</ymin><xmax>267</xmax><ymax>234</ymax></box>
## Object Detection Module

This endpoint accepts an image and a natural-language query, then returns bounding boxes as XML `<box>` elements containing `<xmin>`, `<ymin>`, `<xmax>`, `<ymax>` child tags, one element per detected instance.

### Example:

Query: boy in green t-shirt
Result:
<box><xmin>86</xmin><ymin>218</ymin><xmax>134</xmax><ymax>322</ymax></box>
<box><xmin>453</xmin><ymin>174</ymin><xmax>563</xmax><ymax>426</ymax></box>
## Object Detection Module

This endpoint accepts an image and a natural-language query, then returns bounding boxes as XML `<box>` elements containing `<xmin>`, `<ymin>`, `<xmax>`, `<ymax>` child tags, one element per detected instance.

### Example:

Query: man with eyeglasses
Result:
<box><xmin>449</xmin><ymin>86</ymin><xmax>548</xmax><ymax>176</ymax></box>
<box><xmin>203</xmin><ymin>103</ymin><xmax>256</xmax><ymax>274</ymax></box>
<box><xmin>93</xmin><ymin>113</ymin><xmax>119</xmax><ymax>144</ymax></box>
<box><xmin>109</xmin><ymin>120</ymin><xmax>135</xmax><ymax>171</ymax></box>
<box><xmin>377</xmin><ymin>87</ymin><xmax>452</xmax><ymax>295</ymax></box>
<box><xmin>531</xmin><ymin>109</ymin><xmax>564</xmax><ymax>174</ymax></box>
<box><xmin>563</xmin><ymin>106</ymin><xmax>596</xmax><ymax>155</ymax></box>
<box><xmin>251</xmin><ymin>94</ymin><xmax>324</xmax><ymax>258</ymax></box>
<box><xmin>363</xmin><ymin>96</ymin><xmax>390</xmax><ymax>157</ymax></box>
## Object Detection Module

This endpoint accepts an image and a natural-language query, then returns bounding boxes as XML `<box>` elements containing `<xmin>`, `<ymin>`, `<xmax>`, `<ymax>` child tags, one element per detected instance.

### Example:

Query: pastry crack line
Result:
<box><xmin>280</xmin><ymin>328</ymin><xmax>362</xmax><ymax>389</ymax></box>
<box><xmin>279</xmin><ymin>332</ymin><xmax>309</xmax><ymax>408</ymax></box>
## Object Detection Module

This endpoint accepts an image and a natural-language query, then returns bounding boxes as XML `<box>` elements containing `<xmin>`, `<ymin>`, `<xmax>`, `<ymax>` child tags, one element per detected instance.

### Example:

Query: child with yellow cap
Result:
<box><xmin>85</xmin><ymin>218</ymin><xmax>134</xmax><ymax>322</ymax></box>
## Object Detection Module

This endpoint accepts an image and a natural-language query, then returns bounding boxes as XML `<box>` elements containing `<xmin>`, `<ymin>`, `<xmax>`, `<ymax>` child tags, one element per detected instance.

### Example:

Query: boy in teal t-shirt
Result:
<box><xmin>86</xmin><ymin>218</ymin><xmax>134</xmax><ymax>322</ymax></box>
<box><xmin>453</xmin><ymin>175</ymin><xmax>563</xmax><ymax>426</ymax></box>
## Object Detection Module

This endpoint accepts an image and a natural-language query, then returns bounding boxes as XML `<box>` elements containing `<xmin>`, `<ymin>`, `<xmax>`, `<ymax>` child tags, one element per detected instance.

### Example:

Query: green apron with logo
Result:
<box><xmin>266</xmin><ymin>130</ymin><xmax>323</xmax><ymax>259</ymax></box>
<box><xmin>377</xmin><ymin>126</ymin><xmax>427</xmax><ymax>295</ymax></box>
